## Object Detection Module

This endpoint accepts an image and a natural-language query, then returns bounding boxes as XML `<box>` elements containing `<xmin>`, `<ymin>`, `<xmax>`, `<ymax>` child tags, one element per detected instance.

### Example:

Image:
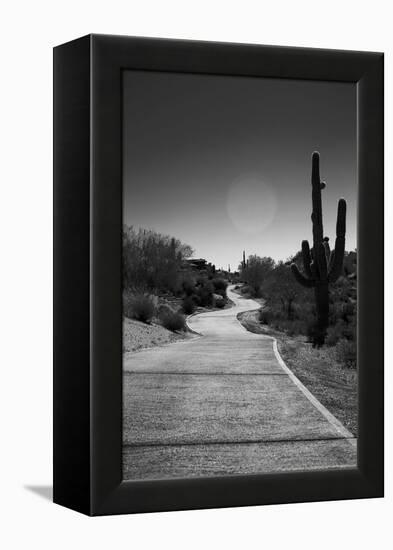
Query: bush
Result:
<box><xmin>157</xmin><ymin>303</ymin><xmax>173</xmax><ymax>316</ymax></box>
<box><xmin>341</xmin><ymin>302</ymin><xmax>355</xmax><ymax>323</ymax></box>
<box><xmin>335</xmin><ymin>339</ymin><xmax>357</xmax><ymax>369</ymax></box>
<box><xmin>123</xmin><ymin>291</ymin><xmax>134</xmax><ymax>319</ymax></box>
<box><xmin>196</xmin><ymin>280</ymin><xmax>214</xmax><ymax>307</ymax></box>
<box><xmin>215</xmin><ymin>297</ymin><xmax>226</xmax><ymax>309</ymax></box>
<box><xmin>125</xmin><ymin>292</ymin><xmax>155</xmax><ymax>323</ymax></box>
<box><xmin>326</xmin><ymin>319</ymin><xmax>355</xmax><ymax>346</ymax></box>
<box><xmin>326</xmin><ymin>322</ymin><xmax>343</xmax><ymax>346</ymax></box>
<box><xmin>259</xmin><ymin>307</ymin><xmax>272</xmax><ymax>324</ymax></box>
<box><xmin>190</xmin><ymin>293</ymin><xmax>201</xmax><ymax>306</ymax></box>
<box><xmin>182</xmin><ymin>277</ymin><xmax>196</xmax><ymax>296</ymax></box>
<box><xmin>240</xmin><ymin>285</ymin><xmax>256</xmax><ymax>297</ymax></box>
<box><xmin>285</xmin><ymin>319</ymin><xmax>307</xmax><ymax>336</ymax></box>
<box><xmin>182</xmin><ymin>296</ymin><xmax>196</xmax><ymax>315</ymax></box>
<box><xmin>212</xmin><ymin>278</ymin><xmax>228</xmax><ymax>297</ymax></box>
<box><xmin>159</xmin><ymin>308</ymin><xmax>186</xmax><ymax>332</ymax></box>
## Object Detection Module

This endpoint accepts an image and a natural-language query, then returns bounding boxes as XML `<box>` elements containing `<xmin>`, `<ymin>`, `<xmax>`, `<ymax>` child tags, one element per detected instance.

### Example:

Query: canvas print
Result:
<box><xmin>122</xmin><ymin>71</ymin><xmax>357</xmax><ymax>480</ymax></box>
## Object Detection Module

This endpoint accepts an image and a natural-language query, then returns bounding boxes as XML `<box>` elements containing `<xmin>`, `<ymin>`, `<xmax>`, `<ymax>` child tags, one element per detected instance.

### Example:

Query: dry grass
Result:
<box><xmin>237</xmin><ymin>309</ymin><xmax>358</xmax><ymax>436</ymax></box>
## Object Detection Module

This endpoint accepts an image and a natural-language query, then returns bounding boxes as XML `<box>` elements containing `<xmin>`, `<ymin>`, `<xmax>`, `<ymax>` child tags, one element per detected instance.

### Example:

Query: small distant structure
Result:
<box><xmin>182</xmin><ymin>258</ymin><xmax>216</xmax><ymax>277</ymax></box>
<box><xmin>184</xmin><ymin>258</ymin><xmax>208</xmax><ymax>271</ymax></box>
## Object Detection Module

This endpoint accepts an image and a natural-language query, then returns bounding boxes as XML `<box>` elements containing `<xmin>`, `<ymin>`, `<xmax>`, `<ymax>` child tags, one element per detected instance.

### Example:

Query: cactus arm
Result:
<box><xmin>291</xmin><ymin>263</ymin><xmax>315</xmax><ymax>288</ymax></box>
<box><xmin>336</xmin><ymin>198</ymin><xmax>347</xmax><ymax>238</ymax></box>
<box><xmin>328</xmin><ymin>199</ymin><xmax>346</xmax><ymax>283</ymax></box>
<box><xmin>301</xmin><ymin>240</ymin><xmax>313</xmax><ymax>279</ymax></box>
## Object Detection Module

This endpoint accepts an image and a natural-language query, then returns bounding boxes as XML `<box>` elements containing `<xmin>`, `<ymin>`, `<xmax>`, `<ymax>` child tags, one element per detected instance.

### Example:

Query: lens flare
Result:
<box><xmin>226</xmin><ymin>174</ymin><xmax>277</xmax><ymax>235</ymax></box>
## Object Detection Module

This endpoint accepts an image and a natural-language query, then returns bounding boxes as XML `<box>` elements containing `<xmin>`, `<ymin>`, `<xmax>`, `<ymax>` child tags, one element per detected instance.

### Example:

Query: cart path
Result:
<box><xmin>123</xmin><ymin>285</ymin><xmax>356</xmax><ymax>480</ymax></box>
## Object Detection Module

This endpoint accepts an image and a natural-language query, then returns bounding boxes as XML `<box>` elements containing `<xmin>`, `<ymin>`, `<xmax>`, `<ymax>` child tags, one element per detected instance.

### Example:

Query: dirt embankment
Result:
<box><xmin>123</xmin><ymin>318</ymin><xmax>194</xmax><ymax>353</ymax></box>
<box><xmin>123</xmin><ymin>290</ymin><xmax>234</xmax><ymax>354</ymax></box>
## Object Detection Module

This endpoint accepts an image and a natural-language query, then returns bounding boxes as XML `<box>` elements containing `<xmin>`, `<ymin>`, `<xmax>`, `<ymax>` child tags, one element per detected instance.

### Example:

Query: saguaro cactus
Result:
<box><xmin>291</xmin><ymin>152</ymin><xmax>346</xmax><ymax>346</ymax></box>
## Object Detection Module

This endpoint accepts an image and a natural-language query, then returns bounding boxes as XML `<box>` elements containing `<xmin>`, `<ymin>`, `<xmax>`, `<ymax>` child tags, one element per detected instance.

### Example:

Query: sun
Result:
<box><xmin>226</xmin><ymin>174</ymin><xmax>277</xmax><ymax>235</ymax></box>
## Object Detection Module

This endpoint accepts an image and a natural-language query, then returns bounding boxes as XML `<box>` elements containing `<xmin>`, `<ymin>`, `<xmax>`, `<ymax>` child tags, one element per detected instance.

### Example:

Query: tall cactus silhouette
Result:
<box><xmin>291</xmin><ymin>152</ymin><xmax>346</xmax><ymax>346</ymax></box>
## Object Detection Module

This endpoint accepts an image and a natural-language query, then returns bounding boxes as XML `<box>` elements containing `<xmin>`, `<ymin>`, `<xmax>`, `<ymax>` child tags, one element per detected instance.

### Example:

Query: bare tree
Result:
<box><xmin>263</xmin><ymin>262</ymin><xmax>300</xmax><ymax>320</ymax></box>
<box><xmin>123</xmin><ymin>226</ymin><xmax>194</xmax><ymax>293</ymax></box>
<box><xmin>242</xmin><ymin>255</ymin><xmax>275</xmax><ymax>296</ymax></box>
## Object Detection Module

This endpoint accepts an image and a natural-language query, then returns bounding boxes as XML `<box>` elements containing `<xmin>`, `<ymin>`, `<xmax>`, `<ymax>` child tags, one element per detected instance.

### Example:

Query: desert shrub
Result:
<box><xmin>335</xmin><ymin>339</ymin><xmax>357</xmax><ymax>369</ymax></box>
<box><xmin>157</xmin><ymin>303</ymin><xmax>173</xmax><ymax>316</ymax></box>
<box><xmin>182</xmin><ymin>296</ymin><xmax>196</xmax><ymax>315</ymax></box>
<box><xmin>182</xmin><ymin>277</ymin><xmax>196</xmax><ymax>296</ymax></box>
<box><xmin>126</xmin><ymin>293</ymin><xmax>155</xmax><ymax>323</ymax></box>
<box><xmin>195</xmin><ymin>280</ymin><xmax>214</xmax><ymax>307</ymax></box>
<box><xmin>329</xmin><ymin>300</ymin><xmax>355</xmax><ymax>326</ymax></box>
<box><xmin>212</xmin><ymin>278</ymin><xmax>228</xmax><ymax>297</ymax></box>
<box><xmin>123</xmin><ymin>291</ymin><xmax>134</xmax><ymax>319</ymax></box>
<box><xmin>169</xmin><ymin>280</ymin><xmax>183</xmax><ymax>296</ymax></box>
<box><xmin>197</xmin><ymin>289</ymin><xmax>213</xmax><ymax>307</ymax></box>
<box><xmin>259</xmin><ymin>307</ymin><xmax>272</xmax><ymax>324</ymax></box>
<box><xmin>340</xmin><ymin>301</ymin><xmax>355</xmax><ymax>323</ymax></box>
<box><xmin>305</xmin><ymin>321</ymin><xmax>315</xmax><ymax>341</ymax></box>
<box><xmin>326</xmin><ymin>321</ymin><xmax>345</xmax><ymax>346</ymax></box>
<box><xmin>159</xmin><ymin>308</ymin><xmax>186</xmax><ymax>332</ymax></box>
<box><xmin>286</xmin><ymin>319</ymin><xmax>308</xmax><ymax>336</ymax></box>
<box><xmin>326</xmin><ymin>319</ymin><xmax>356</xmax><ymax>346</ymax></box>
<box><xmin>241</xmin><ymin>285</ymin><xmax>255</xmax><ymax>297</ymax></box>
<box><xmin>190</xmin><ymin>293</ymin><xmax>201</xmax><ymax>306</ymax></box>
<box><xmin>259</xmin><ymin>303</ymin><xmax>312</xmax><ymax>338</ymax></box>
<box><xmin>215</xmin><ymin>297</ymin><xmax>226</xmax><ymax>309</ymax></box>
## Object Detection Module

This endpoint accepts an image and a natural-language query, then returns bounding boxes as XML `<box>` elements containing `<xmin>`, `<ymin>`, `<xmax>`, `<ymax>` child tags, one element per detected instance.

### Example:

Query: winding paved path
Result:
<box><xmin>123</xmin><ymin>286</ymin><xmax>356</xmax><ymax>480</ymax></box>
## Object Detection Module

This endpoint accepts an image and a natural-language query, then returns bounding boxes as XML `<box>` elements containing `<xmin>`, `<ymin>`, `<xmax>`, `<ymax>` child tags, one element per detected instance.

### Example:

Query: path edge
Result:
<box><xmin>231</xmin><ymin>294</ymin><xmax>357</xmax><ymax>448</ymax></box>
<box><xmin>271</xmin><ymin>338</ymin><xmax>357</xmax><ymax>447</ymax></box>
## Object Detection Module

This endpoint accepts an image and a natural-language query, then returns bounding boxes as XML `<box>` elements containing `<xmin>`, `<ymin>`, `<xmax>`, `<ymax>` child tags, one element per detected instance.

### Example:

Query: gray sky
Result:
<box><xmin>123</xmin><ymin>70</ymin><xmax>357</xmax><ymax>270</ymax></box>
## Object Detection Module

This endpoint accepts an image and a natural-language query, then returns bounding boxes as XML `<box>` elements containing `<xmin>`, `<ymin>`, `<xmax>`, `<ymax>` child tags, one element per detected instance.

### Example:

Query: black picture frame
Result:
<box><xmin>53</xmin><ymin>34</ymin><xmax>384</xmax><ymax>516</ymax></box>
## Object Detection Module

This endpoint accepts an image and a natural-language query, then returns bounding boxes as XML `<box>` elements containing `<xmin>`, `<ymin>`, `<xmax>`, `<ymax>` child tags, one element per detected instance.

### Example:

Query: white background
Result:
<box><xmin>0</xmin><ymin>1</ymin><xmax>390</xmax><ymax>548</ymax></box>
